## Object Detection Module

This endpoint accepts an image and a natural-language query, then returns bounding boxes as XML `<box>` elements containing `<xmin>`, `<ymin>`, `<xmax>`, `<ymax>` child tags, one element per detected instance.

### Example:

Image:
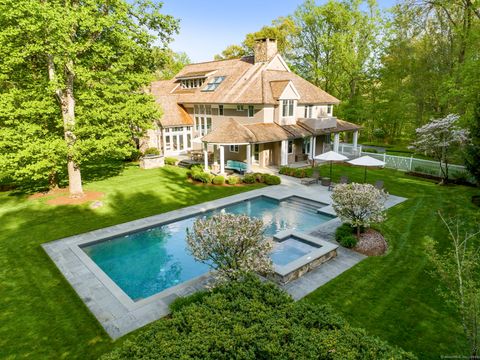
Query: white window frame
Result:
<box><xmin>282</xmin><ymin>100</ymin><xmax>294</xmax><ymax>117</ymax></box>
<box><xmin>304</xmin><ymin>105</ymin><xmax>313</xmax><ymax>118</ymax></box>
<box><xmin>327</xmin><ymin>104</ymin><xmax>333</xmax><ymax>116</ymax></box>
<box><xmin>248</xmin><ymin>105</ymin><xmax>254</xmax><ymax>117</ymax></box>
<box><xmin>236</xmin><ymin>105</ymin><xmax>244</xmax><ymax>111</ymax></box>
<box><xmin>218</xmin><ymin>104</ymin><xmax>224</xmax><ymax>116</ymax></box>
<box><xmin>229</xmin><ymin>145</ymin><xmax>239</xmax><ymax>153</ymax></box>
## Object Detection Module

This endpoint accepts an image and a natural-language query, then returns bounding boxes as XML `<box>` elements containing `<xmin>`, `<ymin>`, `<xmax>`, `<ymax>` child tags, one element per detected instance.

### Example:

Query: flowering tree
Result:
<box><xmin>186</xmin><ymin>213</ymin><xmax>273</xmax><ymax>284</ymax></box>
<box><xmin>332</xmin><ymin>183</ymin><xmax>388</xmax><ymax>237</ymax></box>
<box><xmin>410</xmin><ymin>114</ymin><xmax>469</xmax><ymax>183</ymax></box>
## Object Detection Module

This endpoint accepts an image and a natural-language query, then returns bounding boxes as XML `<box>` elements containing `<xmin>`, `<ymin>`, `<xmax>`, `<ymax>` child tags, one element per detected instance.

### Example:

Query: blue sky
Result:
<box><xmin>161</xmin><ymin>0</ymin><xmax>397</xmax><ymax>63</ymax></box>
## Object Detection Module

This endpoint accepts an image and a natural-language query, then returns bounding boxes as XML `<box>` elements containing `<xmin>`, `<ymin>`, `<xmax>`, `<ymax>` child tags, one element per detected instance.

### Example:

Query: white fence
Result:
<box><xmin>338</xmin><ymin>143</ymin><xmax>470</xmax><ymax>180</ymax></box>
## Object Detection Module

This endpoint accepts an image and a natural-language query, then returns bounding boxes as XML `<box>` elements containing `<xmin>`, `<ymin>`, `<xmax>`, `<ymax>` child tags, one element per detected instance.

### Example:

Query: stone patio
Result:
<box><xmin>42</xmin><ymin>177</ymin><xmax>406</xmax><ymax>339</ymax></box>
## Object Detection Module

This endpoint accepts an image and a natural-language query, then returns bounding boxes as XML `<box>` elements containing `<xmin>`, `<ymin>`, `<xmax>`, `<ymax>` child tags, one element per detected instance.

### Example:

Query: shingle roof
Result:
<box><xmin>202</xmin><ymin>118</ymin><xmax>256</xmax><ymax>144</ymax></box>
<box><xmin>150</xmin><ymin>55</ymin><xmax>341</xmax><ymax>126</ymax></box>
<box><xmin>244</xmin><ymin>123</ymin><xmax>292</xmax><ymax>142</ymax></box>
<box><xmin>299</xmin><ymin>119</ymin><xmax>361</xmax><ymax>135</ymax></box>
<box><xmin>150</xmin><ymin>81</ymin><xmax>193</xmax><ymax>127</ymax></box>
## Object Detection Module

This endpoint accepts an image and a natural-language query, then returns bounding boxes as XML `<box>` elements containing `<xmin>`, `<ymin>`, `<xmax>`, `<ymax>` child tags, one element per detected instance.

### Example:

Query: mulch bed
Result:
<box><xmin>28</xmin><ymin>188</ymin><xmax>104</xmax><ymax>206</ymax></box>
<box><xmin>353</xmin><ymin>229</ymin><xmax>388</xmax><ymax>256</ymax></box>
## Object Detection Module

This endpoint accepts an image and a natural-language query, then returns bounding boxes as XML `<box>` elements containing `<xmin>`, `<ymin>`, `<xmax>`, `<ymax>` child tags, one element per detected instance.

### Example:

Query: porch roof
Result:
<box><xmin>244</xmin><ymin>123</ymin><xmax>292</xmax><ymax>142</ymax></box>
<box><xmin>299</xmin><ymin>119</ymin><xmax>361</xmax><ymax>135</ymax></box>
<box><xmin>282</xmin><ymin>124</ymin><xmax>312</xmax><ymax>138</ymax></box>
<box><xmin>202</xmin><ymin>118</ymin><xmax>256</xmax><ymax>144</ymax></box>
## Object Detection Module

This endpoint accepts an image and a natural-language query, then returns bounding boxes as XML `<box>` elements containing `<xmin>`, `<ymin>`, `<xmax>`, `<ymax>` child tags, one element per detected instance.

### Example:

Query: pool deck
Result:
<box><xmin>43</xmin><ymin>178</ymin><xmax>406</xmax><ymax>339</ymax></box>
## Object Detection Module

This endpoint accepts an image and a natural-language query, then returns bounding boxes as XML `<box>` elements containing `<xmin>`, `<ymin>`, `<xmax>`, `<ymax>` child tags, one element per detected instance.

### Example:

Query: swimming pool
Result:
<box><xmin>82</xmin><ymin>196</ymin><xmax>334</xmax><ymax>301</ymax></box>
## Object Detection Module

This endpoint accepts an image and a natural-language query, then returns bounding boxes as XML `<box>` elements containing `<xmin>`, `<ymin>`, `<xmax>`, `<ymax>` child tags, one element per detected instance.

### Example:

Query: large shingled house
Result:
<box><xmin>146</xmin><ymin>38</ymin><xmax>360</xmax><ymax>173</ymax></box>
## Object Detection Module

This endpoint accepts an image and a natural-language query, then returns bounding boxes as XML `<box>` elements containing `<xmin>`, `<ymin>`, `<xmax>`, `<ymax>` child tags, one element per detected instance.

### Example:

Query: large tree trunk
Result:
<box><xmin>47</xmin><ymin>55</ymin><xmax>83</xmax><ymax>197</ymax></box>
<box><xmin>62</xmin><ymin>61</ymin><xmax>84</xmax><ymax>197</ymax></box>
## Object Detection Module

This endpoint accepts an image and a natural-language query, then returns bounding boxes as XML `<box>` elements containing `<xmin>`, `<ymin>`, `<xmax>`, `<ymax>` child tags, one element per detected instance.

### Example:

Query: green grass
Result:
<box><xmin>0</xmin><ymin>164</ymin><xmax>262</xmax><ymax>359</ymax></box>
<box><xmin>305</xmin><ymin>164</ymin><xmax>480</xmax><ymax>359</ymax></box>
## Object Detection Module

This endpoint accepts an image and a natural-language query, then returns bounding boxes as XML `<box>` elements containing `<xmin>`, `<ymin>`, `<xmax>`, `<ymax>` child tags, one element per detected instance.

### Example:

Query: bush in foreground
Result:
<box><xmin>226</xmin><ymin>175</ymin><xmax>240</xmax><ymax>185</ymax></box>
<box><xmin>164</xmin><ymin>157</ymin><xmax>178</xmax><ymax>165</ymax></box>
<box><xmin>212</xmin><ymin>175</ymin><xmax>225</xmax><ymax>185</ymax></box>
<box><xmin>335</xmin><ymin>223</ymin><xmax>358</xmax><ymax>248</ymax></box>
<box><xmin>103</xmin><ymin>276</ymin><xmax>416</xmax><ymax>360</ymax></box>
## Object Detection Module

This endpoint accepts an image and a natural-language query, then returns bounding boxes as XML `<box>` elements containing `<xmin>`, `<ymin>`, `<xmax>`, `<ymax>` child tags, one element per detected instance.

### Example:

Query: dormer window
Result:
<box><xmin>282</xmin><ymin>100</ymin><xmax>294</xmax><ymax>117</ymax></box>
<box><xmin>180</xmin><ymin>78</ymin><xmax>205</xmax><ymax>89</ymax></box>
<box><xmin>202</xmin><ymin>76</ymin><xmax>226</xmax><ymax>92</ymax></box>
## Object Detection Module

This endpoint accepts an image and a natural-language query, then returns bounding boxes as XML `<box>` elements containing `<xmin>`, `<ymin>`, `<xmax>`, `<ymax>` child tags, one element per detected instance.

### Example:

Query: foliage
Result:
<box><xmin>424</xmin><ymin>214</ymin><xmax>480</xmax><ymax>357</ymax></box>
<box><xmin>242</xmin><ymin>173</ymin><xmax>257</xmax><ymax>184</ymax></box>
<box><xmin>191</xmin><ymin>170</ymin><xmax>213</xmax><ymax>184</ymax></box>
<box><xmin>164</xmin><ymin>157</ymin><xmax>178</xmax><ymax>166</ymax></box>
<box><xmin>186</xmin><ymin>213</ymin><xmax>272</xmax><ymax>283</ymax></box>
<box><xmin>226</xmin><ymin>175</ymin><xmax>240</xmax><ymax>185</ymax></box>
<box><xmin>410</xmin><ymin>114</ymin><xmax>468</xmax><ymax>183</ymax></box>
<box><xmin>264</xmin><ymin>174</ymin><xmax>281</xmax><ymax>185</ymax></box>
<box><xmin>212</xmin><ymin>175</ymin><xmax>225</xmax><ymax>185</ymax></box>
<box><xmin>335</xmin><ymin>223</ymin><xmax>358</xmax><ymax>248</ymax></box>
<box><xmin>143</xmin><ymin>148</ymin><xmax>160</xmax><ymax>156</ymax></box>
<box><xmin>214</xmin><ymin>45</ymin><xmax>247</xmax><ymax>60</ymax></box>
<box><xmin>103</xmin><ymin>276</ymin><xmax>415</xmax><ymax>360</ymax></box>
<box><xmin>0</xmin><ymin>0</ymin><xmax>179</xmax><ymax>194</ymax></box>
<box><xmin>464</xmin><ymin>99</ymin><xmax>480</xmax><ymax>185</ymax></box>
<box><xmin>332</xmin><ymin>183</ymin><xmax>388</xmax><ymax>237</ymax></box>
<box><xmin>253</xmin><ymin>172</ymin><xmax>265</xmax><ymax>183</ymax></box>
<box><xmin>278</xmin><ymin>166</ymin><xmax>308</xmax><ymax>178</ymax></box>
<box><xmin>152</xmin><ymin>48</ymin><xmax>190</xmax><ymax>80</ymax></box>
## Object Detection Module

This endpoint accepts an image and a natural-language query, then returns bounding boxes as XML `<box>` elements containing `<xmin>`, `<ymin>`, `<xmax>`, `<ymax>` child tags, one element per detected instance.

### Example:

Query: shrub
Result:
<box><xmin>212</xmin><ymin>175</ymin><xmax>225</xmax><ymax>185</ymax></box>
<box><xmin>332</xmin><ymin>183</ymin><xmax>388</xmax><ymax>237</ymax></box>
<box><xmin>226</xmin><ymin>175</ymin><xmax>240</xmax><ymax>185</ymax></box>
<box><xmin>242</xmin><ymin>173</ymin><xmax>256</xmax><ymax>184</ymax></box>
<box><xmin>103</xmin><ymin>276</ymin><xmax>416</xmax><ymax>360</ymax></box>
<box><xmin>186</xmin><ymin>213</ymin><xmax>272</xmax><ymax>283</ymax></box>
<box><xmin>143</xmin><ymin>147</ymin><xmax>160</xmax><ymax>156</ymax></box>
<box><xmin>277</xmin><ymin>166</ymin><xmax>310</xmax><ymax>178</ymax></box>
<box><xmin>264</xmin><ymin>174</ymin><xmax>281</xmax><ymax>185</ymax></box>
<box><xmin>164</xmin><ymin>157</ymin><xmax>178</xmax><ymax>165</ymax></box>
<box><xmin>192</xmin><ymin>171</ymin><xmax>213</xmax><ymax>184</ymax></box>
<box><xmin>253</xmin><ymin>172</ymin><xmax>265</xmax><ymax>183</ymax></box>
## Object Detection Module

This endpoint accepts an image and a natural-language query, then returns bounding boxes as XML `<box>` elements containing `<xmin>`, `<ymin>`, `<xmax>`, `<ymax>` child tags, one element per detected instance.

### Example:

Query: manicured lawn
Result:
<box><xmin>304</xmin><ymin>164</ymin><xmax>480</xmax><ymax>359</ymax></box>
<box><xmin>0</xmin><ymin>164</ymin><xmax>261</xmax><ymax>359</ymax></box>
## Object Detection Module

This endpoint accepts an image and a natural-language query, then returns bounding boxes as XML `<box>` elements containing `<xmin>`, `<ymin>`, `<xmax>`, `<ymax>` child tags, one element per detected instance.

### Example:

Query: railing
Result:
<box><xmin>336</xmin><ymin>143</ymin><xmax>471</xmax><ymax>181</ymax></box>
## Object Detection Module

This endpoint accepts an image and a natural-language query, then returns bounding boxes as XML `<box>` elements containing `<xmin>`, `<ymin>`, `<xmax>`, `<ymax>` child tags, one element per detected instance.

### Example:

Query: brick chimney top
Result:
<box><xmin>254</xmin><ymin>38</ymin><xmax>278</xmax><ymax>63</ymax></box>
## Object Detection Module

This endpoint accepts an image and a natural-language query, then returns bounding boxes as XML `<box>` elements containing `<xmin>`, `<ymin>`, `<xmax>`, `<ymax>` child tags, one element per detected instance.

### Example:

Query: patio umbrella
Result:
<box><xmin>347</xmin><ymin>155</ymin><xmax>385</xmax><ymax>182</ymax></box>
<box><xmin>314</xmin><ymin>151</ymin><xmax>348</xmax><ymax>180</ymax></box>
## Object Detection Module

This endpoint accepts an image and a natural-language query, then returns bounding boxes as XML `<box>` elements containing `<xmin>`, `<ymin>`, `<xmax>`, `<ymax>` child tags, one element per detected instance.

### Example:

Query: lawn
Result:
<box><xmin>0</xmin><ymin>164</ymin><xmax>261</xmax><ymax>359</ymax></box>
<box><xmin>0</xmin><ymin>163</ymin><xmax>478</xmax><ymax>359</ymax></box>
<box><xmin>304</xmin><ymin>164</ymin><xmax>480</xmax><ymax>359</ymax></box>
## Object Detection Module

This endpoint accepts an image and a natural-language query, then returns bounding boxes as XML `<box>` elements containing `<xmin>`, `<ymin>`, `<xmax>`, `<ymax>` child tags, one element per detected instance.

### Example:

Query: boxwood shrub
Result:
<box><xmin>226</xmin><ymin>175</ymin><xmax>240</xmax><ymax>185</ymax></box>
<box><xmin>264</xmin><ymin>174</ymin><xmax>281</xmax><ymax>185</ymax></box>
<box><xmin>242</xmin><ymin>173</ymin><xmax>256</xmax><ymax>184</ymax></box>
<box><xmin>335</xmin><ymin>223</ymin><xmax>358</xmax><ymax>248</ymax></box>
<box><xmin>103</xmin><ymin>275</ymin><xmax>415</xmax><ymax>360</ymax></box>
<box><xmin>212</xmin><ymin>175</ymin><xmax>225</xmax><ymax>185</ymax></box>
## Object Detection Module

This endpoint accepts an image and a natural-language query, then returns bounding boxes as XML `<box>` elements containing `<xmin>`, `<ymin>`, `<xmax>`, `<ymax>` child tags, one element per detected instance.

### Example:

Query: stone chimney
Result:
<box><xmin>254</xmin><ymin>38</ymin><xmax>278</xmax><ymax>63</ymax></box>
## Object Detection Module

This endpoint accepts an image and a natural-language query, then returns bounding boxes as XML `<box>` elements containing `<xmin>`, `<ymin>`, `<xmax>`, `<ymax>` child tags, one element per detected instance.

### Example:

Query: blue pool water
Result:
<box><xmin>271</xmin><ymin>237</ymin><xmax>318</xmax><ymax>266</ymax></box>
<box><xmin>82</xmin><ymin>196</ymin><xmax>333</xmax><ymax>301</ymax></box>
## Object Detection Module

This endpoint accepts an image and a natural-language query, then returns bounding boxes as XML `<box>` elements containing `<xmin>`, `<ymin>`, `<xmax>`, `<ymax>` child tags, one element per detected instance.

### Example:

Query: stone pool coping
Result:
<box><xmin>43</xmin><ymin>183</ymin><xmax>406</xmax><ymax>339</ymax></box>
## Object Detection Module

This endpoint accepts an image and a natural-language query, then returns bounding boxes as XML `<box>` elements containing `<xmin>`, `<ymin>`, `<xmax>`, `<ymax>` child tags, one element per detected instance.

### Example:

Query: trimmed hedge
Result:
<box><xmin>264</xmin><ymin>174</ymin><xmax>281</xmax><ymax>185</ymax></box>
<box><xmin>164</xmin><ymin>157</ymin><xmax>178</xmax><ymax>165</ymax></box>
<box><xmin>242</xmin><ymin>173</ymin><xmax>256</xmax><ymax>184</ymax></box>
<box><xmin>279</xmin><ymin>166</ymin><xmax>311</xmax><ymax>178</ymax></box>
<box><xmin>226</xmin><ymin>175</ymin><xmax>240</xmax><ymax>185</ymax></box>
<box><xmin>335</xmin><ymin>223</ymin><xmax>358</xmax><ymax>248</ymax></box>
<box><xmin>103</xmin><ymin>276</ymin><xmax>416</xmax><ymax>360</ymax></box>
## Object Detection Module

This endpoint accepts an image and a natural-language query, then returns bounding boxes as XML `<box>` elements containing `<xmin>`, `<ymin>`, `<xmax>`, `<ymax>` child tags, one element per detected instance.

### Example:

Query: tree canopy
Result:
<box><xmin>0</xmin><ymin>0</ymin><xmax>178</xmax><ymax>193</ymax></box>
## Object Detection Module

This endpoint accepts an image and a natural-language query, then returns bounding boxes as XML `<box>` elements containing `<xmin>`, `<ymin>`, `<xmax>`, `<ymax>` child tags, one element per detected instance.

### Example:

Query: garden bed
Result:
<box><xmin>354</xmin><ymin>229</ymin><xmax>388</xmax><ymax>256</ymax></box>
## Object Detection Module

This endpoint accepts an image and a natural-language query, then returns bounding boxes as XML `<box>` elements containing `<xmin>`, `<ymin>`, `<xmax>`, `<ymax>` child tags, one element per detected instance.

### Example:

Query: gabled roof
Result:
<box><xmin>150</xmin><ymin>54</ymin><xmax>341</xmax><ymax>126</ymax></box>
<box><xmin>202</xmin><ymin>118</ymin><xmax>256</xmax><ymax>144</ymax></box>
<box><xmin>150</xmin><ymin>81</ymin><xmax>193</xmax><ymax>127</ymax></box>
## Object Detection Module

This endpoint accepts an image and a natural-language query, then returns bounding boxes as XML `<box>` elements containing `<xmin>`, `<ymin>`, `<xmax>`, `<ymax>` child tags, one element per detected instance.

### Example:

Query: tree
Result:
<box><xmin>464</xmin><ymin>99</ymin><xmax>480</xmax><ymax>185</ymax></box>
<box><xmin>332</xmin><ymin>183</ymin><xmax>388</xmax><ymax>237</ymax></box>
<box><xmin>186</xmin><ymin>213</ymin><xmax>272</xmax><ymax>284</ymax></box>
<box><xmin>410</xmin><ymin>114</ymin><xmax>468</xmax><ymax>183</ymax></box>
<box><xmin>0</xmin><ymin>0</ymin><xmax>178</xmax><ymax>195</ymax></box>
<box><xmin>425</xmin><ymin>213</ymin><xmax>480</xmax><ymax>358</ymax></box>
<box><xmin>152</xmin><ymin>49</ymin><xmax>190</xmax><ymax>80</ymax></box>
<box><xmin>214</xmin><ymin>45</ymin><xmax>247</xmax><ymax>61</ymax></box>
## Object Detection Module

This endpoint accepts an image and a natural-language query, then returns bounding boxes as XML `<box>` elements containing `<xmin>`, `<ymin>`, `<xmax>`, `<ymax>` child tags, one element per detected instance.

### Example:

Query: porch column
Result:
<box><xmin>333</xmin><ymin>133</ymin><xmax>340</xmax><ymax>153</ymax></box>
<box><xmin>246</xmin><ymin>144</ymin><xmax>252</xmax><ymax>173</ymax></box>
<box><xmin>311</xmin><ymin>136</ymin><xmax>316</xmax><ymax>159</ymax></box>
<box><xmin>203</xmin><ymin>142</ymin><xmax>209</xmax><ymax>171</ymax></box>
<box><xmin>219</xmin><ymin>145</ymin><xmax>225</xmax><ymax>174</ymax></box>
<box><xmin>352</xmin><ymin>130</ymin><xmax>358</xmax><ymax>151</ymax></box>
<box><xmin>280</xmin><ymin>140</ymin><xmax>288</xmax><ymax>166</ymax></box>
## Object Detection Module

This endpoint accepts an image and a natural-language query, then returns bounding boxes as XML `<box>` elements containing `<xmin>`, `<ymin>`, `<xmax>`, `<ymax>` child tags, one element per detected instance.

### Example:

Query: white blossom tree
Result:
<box><xmin>410</xmin><ymin>114</ymin><xmax>469</xmax><ymax>183</ymax></box>
<box><xmin>332</xmin><ymin>183</ymin><xmax>388</xmax><ymax>237</ymax></box>
<box><xmin>186</xmin><ymin>213</ymin><xmax>273</xmax><ymax>284</ymax></box>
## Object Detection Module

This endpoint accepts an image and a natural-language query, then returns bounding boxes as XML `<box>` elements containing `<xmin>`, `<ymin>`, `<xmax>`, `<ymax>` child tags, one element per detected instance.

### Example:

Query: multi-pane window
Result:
<box><xmin>229</xmin><ymin>145</ymin><xmax>239</xmax><ymax>153</ymax></box>
<box><xmin>236</xmin><ymin>105</ymin><xmax>244</xmax><ymax>111</ymax></box>
<box><xmin>218</xmin><ymin>104</ymin><xmax>224</xmax><ymax>116</ymax></box>
<box><xmin>302</xmin><ymin>137</ymin><xmax>311</xmax><ymax>154</ymax></box>
<box><xmin>304</xmin><ymin>105</ymin><xmax>313</xmax><ymax>118</ymax></box>
<box><xmin>181</xmin><ymin>78</ymin><xmax>205</xmax><ymax>89</ymax></box>
<box><xmin>327</xmin><ymin>104</ymin><xmax>333</xmax><ymax>115</ymax></box>
<box><xmin>248</xmin><ymin>105</ymin><xmax>254</xmax><ymax>117</ymax></box>
<box><xmin>288</xmin><ymin>140</ymin><xmax>293</xmax><ymax>154</ymax></box>
<box><xmin>282</xmin><ymin>100</ymin><xmax>294</xmax><ymax>117</ymax></box>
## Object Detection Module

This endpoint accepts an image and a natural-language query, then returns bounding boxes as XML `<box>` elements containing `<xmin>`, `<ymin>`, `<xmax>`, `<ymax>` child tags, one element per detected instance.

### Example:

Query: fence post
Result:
<box><xmin>409</xmin><ymin>155</ymin><xmax>413</xmax><ymax>171</ymax></box>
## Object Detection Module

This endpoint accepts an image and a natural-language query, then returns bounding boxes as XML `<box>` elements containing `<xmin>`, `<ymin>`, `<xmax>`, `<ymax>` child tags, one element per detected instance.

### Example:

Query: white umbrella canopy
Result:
<box><xmin>347</xmin><ymin>155</ymin><xmax>385</xmax><ymax>182</ymax></box>
<box><xmin>314</xmin><ymin>151</ymin><xmax>348</xmax><ymax>179</ymax></box>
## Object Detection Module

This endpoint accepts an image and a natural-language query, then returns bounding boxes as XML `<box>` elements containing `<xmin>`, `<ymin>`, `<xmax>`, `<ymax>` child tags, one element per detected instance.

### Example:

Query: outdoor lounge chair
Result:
<box><xmin>300</xmin><ymin>169</ymin><xmax>320</xmax><ymax>185</ymax></box>
<box><xmin>225</xmin><ymin>160</ymin><xmax>247</xmax><ymax>174</ymax></box>
<box><xmin>374</xmin><ymin>180</ymin><xmax>384</xmax><ymax>190</ymax></box>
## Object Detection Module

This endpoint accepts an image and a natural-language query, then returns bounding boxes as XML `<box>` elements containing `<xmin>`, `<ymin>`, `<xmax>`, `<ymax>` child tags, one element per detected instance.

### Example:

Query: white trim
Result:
<box><xmin>265</xmin><ymin>53</ymin><xmax>291</xmax><ymax>72</ymax></box>
<box><xmin>229</xmin><ymin>145</ymin><xmax>239</xmax><ymax>153</ymax></box>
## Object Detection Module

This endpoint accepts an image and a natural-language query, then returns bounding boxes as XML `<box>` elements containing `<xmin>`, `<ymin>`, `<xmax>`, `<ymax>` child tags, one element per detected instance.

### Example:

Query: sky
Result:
<box><xmin>161</xmin><ymin>0</ymin><xmax>398</xmax><ymax>63</ymax></box>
